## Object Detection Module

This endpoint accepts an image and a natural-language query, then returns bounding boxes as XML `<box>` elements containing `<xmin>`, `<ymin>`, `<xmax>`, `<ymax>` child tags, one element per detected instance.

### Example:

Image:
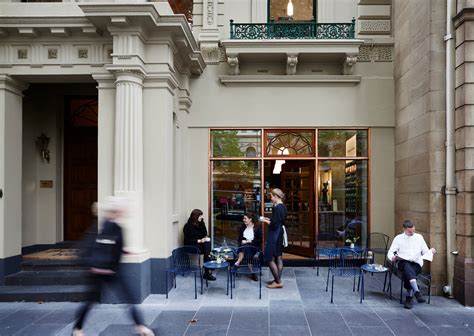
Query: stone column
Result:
<box><xmin>453</xmin><ymin>6</ymin><xmax>474</xmax><ymax>306</ymax></box>
<box><xmin>0</xmin><ymin>75</ymin><xmax>28</xmax><ymax>284</ymax></box>
<box><xmin>113</xmin><ymin>70</ymin><xmax>146</xmax><ymax>254</ymax></box>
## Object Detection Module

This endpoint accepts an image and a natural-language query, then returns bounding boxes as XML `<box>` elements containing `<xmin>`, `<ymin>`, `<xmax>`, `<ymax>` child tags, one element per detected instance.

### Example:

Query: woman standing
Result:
<box><xmin>183</xmin><ymin>209</ymin><xmax>215</xmax><ymax>281</ymax></box>
<box><xmin>234</xmin><ymin>211</ymin><xmax>262</xmax><ymax>281</ymax></box>
<box><xmin>260</xmin><ymin>188</ymin><xmax>287</xmax><ymax>288</ymax></box>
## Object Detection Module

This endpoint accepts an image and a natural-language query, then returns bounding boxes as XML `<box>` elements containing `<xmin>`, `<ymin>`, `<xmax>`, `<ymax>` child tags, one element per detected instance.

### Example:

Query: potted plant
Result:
<box><xmin>345</xmin><ymin>236</ymin><xmax>360</xmax><ymax>249</ymax></box>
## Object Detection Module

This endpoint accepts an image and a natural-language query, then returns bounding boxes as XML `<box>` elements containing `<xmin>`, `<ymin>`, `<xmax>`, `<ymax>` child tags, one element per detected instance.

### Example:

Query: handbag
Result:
<box><xmin>282</xmin><ymin>225</ymin><xmax>288</xmax><ymax>247</ymax></box>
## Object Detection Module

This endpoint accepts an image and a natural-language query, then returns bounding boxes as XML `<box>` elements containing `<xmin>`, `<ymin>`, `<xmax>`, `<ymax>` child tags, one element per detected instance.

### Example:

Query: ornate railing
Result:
<box><xmin>230</xmin><ymin>19</ymin><xmax>356</xmax><ymax>40</ymax></box>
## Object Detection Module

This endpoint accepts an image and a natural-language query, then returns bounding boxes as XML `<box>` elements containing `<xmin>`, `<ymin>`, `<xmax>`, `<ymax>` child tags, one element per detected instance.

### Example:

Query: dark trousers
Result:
<box><xmin>189</xmin><ymin>242</ymin><xmax>212</xmax><ymax>274</ymax></box>
<box><xmin>397</xmin><ymin>260</ymin><xmax>422</xmax><ymax>291</ymax></box>
<box><xmin>74</xmin><ymin>272</ymin><xmax>144</xmax><ymax>330</ymax></box>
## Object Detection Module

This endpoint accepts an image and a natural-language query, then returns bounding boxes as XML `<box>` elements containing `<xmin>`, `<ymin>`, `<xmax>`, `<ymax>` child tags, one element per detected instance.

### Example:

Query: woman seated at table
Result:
<box><xmin>234</xmin><ymin>211</ymin><xmax>262</xmax><ymax>281</ymax></box>
<box><xmin>183</xmin><ymin>209</ymin><xmax>215</xmax><ymax>281</ymax></box>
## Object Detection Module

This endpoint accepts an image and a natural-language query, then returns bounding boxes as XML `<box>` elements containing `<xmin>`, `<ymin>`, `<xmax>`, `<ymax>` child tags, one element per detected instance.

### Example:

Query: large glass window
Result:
<box><xmin>211</xmin><ymin>160</ymin><xmax>261</xmax><ymax>248</ymax></box>
<box><xmin>318</xmin><ymin>160</ymin><xmax>368</xmax><ymax>247</ymax></box>
<box><xmin>211</xmin><ymin>130</ymin><xmax>262</xmax><ymax>158</ymax></box>
<box><xmin>318</xmin><ymin>130</ymin><xmax>368</xmax><ymax>157</ymax></box>
<box><xmin>209</xmin><ymin>128</ymin><xmax>369</xmax><ymax>255</ymax></box>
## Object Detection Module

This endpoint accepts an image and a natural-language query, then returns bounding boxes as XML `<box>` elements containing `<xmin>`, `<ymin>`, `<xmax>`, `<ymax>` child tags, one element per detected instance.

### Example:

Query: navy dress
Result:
<box><xmin>264</xmin><ymin>203</ymin><xmax>287</xmax><ymax>262</ymax></box>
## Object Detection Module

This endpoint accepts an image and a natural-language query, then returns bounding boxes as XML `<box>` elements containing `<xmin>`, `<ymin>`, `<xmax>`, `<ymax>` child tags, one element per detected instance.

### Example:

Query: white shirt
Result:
<box><xmin>387</xmin><ymin>232</ymin><xmax>430</xmax><ymax>267</ymax></box>
<box><xmin>243</xmin><ymin>227</ymin><xmax>254</xmax><ymax>242</ymax></box>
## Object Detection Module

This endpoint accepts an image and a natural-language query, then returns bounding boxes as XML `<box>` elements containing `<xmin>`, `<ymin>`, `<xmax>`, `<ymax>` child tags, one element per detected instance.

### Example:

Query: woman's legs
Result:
<box><xmin>234</xmin><ymin>252</ymin><xmax>244</xmax><ymax>266</ymax></box>
<box><xmin>268</xmin><ymin>258</ymin><xmax>280</xmax><ymax>284</ymax></box>
<box><xmin>277</xmin><ymin>256</ymin><xmax>283</xmax><ymax>280</ymax></box>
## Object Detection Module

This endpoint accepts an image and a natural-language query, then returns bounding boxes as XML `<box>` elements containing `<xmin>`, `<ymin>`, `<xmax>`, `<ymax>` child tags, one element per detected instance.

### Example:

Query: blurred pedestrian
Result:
<box><xmin>72</xmin><ymin>196</ymin><xmax>154</xmax><ymax>336</ymax></box>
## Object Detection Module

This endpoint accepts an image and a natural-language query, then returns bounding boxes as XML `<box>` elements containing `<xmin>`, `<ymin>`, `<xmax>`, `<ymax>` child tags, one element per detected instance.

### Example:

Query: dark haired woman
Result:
<box><xmin>234</xmin><ymin>211</ymin><xmax>262</xmax><ymax>281</ymax></box>
<box><xmin>260</xmin><ymin>188</ymin><xmax>287</xmax><ymax>288</ymax></box>
<box><xmin>183</xmin><ymin>209</ymin><xmax>215</xmax><ymax>281</ymax></box>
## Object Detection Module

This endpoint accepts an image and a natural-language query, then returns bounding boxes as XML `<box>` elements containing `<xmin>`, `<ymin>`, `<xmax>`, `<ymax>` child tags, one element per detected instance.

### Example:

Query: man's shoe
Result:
<box><xmin>203</xmin><ymin>273</ymin><xmax>216</xmax><ymax>281</ymax></box>
<box><xmin>404</xmin><ymin>296</ymin><xmax>413</xmax><ymax>309</ymax></box>
<box><xmin>415</xmin><ymin>291</ymin><xmax>426</xmax><ymax>303</ymax></box>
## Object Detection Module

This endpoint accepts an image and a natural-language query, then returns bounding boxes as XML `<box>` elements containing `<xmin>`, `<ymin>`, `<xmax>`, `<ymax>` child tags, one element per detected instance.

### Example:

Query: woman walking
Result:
<box><xmin>260</xmin><ymin>188</ymin><xmax>287</xmax><ymax>288</ymax></box>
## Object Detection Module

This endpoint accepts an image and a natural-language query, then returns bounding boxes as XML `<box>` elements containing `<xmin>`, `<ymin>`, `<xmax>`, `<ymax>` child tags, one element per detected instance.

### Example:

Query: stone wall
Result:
<box><xmin>453</xmin><ymin>4</ymin><xmax>474</xmax><ymax>306</ymax></box>
<box><xmin>393</xmin><ymin>0</ymin><xmax>447</xmax><ymax>294</ymax></box>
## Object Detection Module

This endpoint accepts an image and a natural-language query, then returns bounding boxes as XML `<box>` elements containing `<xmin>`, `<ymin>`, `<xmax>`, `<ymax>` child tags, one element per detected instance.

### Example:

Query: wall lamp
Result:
<box><xmin>36</xmin><ymin>132</ymin><xmax>51</xmax><ymax>163</ymax></box>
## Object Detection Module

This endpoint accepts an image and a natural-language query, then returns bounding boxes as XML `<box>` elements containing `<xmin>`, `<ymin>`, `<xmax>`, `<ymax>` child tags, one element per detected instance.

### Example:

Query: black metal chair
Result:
<box><xmin>313</xmin><ymin>234</ymin><xmax>338</xmax><ymax>276</ymax></box>
<box><xmin>165</xmin><ymin>246</ymin><xmax>203</xmax><ymax>299</ymax></box>
<box><xmin>386</xmin><ymin>260</ymin><xmax>432</xmax><ymax>304</ymax></box>
<box><xmin>325</xmin><ymin>249</ymin><xmax>363</xmax><ymax>303</ymax></box>
<box><xmin>367</xmin><ymin>232</ymin><xmax>390</xmax><ymax>263</ymax></box>
<box><xmin>230</xmin><ymin>246</ymin><xmax>262</xmax><ymax>299</ymax></box>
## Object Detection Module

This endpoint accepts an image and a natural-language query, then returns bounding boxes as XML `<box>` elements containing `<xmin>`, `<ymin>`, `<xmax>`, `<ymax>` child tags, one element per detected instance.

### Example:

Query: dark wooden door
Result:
<box><xmin>281</xmin><ymin>160</ymin><xmax>315</xmax><ymax>257</ymax></box>
<box><xmin>64</xmin><ymin>97</ymin><xmax>98</xmax><ymax>241</ymax></box>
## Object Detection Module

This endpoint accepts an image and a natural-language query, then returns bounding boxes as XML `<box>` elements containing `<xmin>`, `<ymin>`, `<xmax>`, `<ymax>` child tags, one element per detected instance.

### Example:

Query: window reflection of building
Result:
<box><xmin>269</xmin><ymin>0</ymin><xmax>316</xmax><ymax>22</ymax></box>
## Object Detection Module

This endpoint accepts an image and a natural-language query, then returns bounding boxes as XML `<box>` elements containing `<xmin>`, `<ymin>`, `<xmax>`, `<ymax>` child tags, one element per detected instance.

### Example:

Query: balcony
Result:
<box><xmin>220</xmin><ymin>18</ymin><xmax>363</xmax><ymax>84</ymax></box>
<box><xmin>229</xmin><ymin>19</ymin><xmax>356</xmax><ymax>40</ymax></box>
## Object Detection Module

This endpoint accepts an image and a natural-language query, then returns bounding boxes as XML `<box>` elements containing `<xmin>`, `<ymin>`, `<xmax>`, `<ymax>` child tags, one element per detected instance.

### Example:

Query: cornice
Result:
<box><xmin>454</xmin><ymin>7</ymin><xmax>474</xmax><ymax>28</ymax></box>
<box><xmin>0</xmin><ymin>75</ymin><xmax>29</xmax><ymax>95</ymax></box>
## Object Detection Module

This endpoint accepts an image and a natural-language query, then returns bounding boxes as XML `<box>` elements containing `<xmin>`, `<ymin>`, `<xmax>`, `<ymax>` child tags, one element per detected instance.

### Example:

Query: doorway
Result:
<box><xmin>63</xmin><ymin>97</ymin><xmax>98</xmax><ymax>241</ymax></box>
<box><xmin>264</xmin><ymin>160</ymin><xmax>315</xmax><ymax>257</ymax></box>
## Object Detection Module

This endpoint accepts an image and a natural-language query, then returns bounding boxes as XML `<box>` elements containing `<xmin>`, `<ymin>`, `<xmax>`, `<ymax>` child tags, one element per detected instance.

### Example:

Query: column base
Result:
<box><xmin>151</xmin><ymin>256</ymin><xmax>173</xmax><ymax>295</ymax></box>
<box><xmin>101</xmin><ymin>259</ymin><xmax>151</xmax><ymax>304</ymax></box>
<box><xmin>453</xmin><ymin>257</ymin><xmax>474</xmax><ymax>306</ymax></box>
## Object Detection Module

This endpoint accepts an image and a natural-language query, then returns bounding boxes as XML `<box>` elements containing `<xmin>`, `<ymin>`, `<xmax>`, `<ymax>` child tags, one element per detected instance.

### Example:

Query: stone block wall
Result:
<box><xmin>393</xmin><ymin>0</ymin><xmax>447</xmax><ymax>295</ymax></box>
<box><xmin>453</xmin><ymin>4</ymin><xmax>474</xmax><ymax>306</ymax></box>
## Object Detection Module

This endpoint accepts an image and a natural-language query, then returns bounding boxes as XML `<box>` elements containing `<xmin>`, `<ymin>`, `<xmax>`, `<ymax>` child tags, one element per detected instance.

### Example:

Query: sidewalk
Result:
<box><xmin>0</xmin><ymin>267</ymin><xmax>471</xmax><ymax>336</ymax></box>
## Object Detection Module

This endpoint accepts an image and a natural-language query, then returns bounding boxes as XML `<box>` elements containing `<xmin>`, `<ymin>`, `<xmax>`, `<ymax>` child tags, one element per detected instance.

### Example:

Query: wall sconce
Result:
<box><xmin>287</xmin><ymin>0</ymin><xmax>294</xmax><ymax>17</ymax></box>
<box><xmin>36</xmin><ymin>132</ymin><xmax>51</xmax><ymax>163</ymax></box>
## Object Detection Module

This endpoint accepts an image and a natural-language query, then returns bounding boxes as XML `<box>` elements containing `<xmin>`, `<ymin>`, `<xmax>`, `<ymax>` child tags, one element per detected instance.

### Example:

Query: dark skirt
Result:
<box><xmin>264</xmin><ymin>227</ymin><xmax>283</xmax><ymax>262</ymax></box>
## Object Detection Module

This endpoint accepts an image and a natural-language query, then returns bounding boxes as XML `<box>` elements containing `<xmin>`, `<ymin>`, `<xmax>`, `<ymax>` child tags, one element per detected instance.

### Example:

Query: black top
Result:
<box><xmin>237</xmin><ymin>224</ymin><xmax>262</xmax><ymax>249</ymax></box>
<box><xmin>88</xmin><ymin>219</ymin><xmax>124</xmax><ymax>271</ymax></box>
<box><xmin>183</xmin><ymin>221</ymin><xmax>208</xmax><ymax>245</ymax></box>
<box><xmin>269</xmin><ymin>203</ymin><xmax>287</xmax><ymax>231</ymax></box>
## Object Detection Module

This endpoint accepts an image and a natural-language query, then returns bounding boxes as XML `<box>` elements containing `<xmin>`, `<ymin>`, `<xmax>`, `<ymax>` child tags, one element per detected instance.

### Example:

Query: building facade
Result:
<box><xmin>0</xmin><ymin>0</ymin><xmax>470</xmax><ymax>305</ymax></box>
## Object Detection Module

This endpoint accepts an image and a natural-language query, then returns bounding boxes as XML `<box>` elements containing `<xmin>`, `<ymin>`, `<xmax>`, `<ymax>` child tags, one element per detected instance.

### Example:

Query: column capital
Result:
<box><xmin>92</xmin><ymin>73</ymin><xmax>116</xmax><ymax>89</ymax></box>
<box><xmin>0</xmin><ymin>75</ymin><xmax>29</xmax><ymax>96</ymax></box>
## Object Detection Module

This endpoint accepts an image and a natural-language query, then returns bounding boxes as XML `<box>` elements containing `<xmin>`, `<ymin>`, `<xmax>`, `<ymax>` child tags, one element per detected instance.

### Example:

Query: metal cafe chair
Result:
<box><xmin>325</xmin><ymin>249</ymin><xmax>363</xmax><ymax>303</ymax></box>
<box><xmin>230</xmin><ymin>246</ymin><xmax>263</xmax><ymax>299</ymax></box>
<box><xmin>386</xmin><ymin>260</ymin><xmax>432</xmax><ymax>304</ymax></box>
<box><xmin>367</xmin><ymin>232</ymin><xmax>390</xmax><ymax>288</ymax></box>
<box><xmin>165</xmin><ymin>246</ymin><xmax>203</xmax><ymax>299</ymax></box>
<box><xmin>313</xmin><ymin>234</ymin><xmax>338</xmax><ymax>276</ymax></box>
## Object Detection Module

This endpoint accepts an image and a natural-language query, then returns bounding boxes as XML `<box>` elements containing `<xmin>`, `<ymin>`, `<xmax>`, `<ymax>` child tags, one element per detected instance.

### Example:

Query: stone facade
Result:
<box><xmin>393</xmin><ymin>0</ymin><xmax>447</xmax><ymax>295</ymax></box>
<box><xmin>453</xmin><ymin>4</ymin><xmax>474</xmax><ymax>306</ymax></box>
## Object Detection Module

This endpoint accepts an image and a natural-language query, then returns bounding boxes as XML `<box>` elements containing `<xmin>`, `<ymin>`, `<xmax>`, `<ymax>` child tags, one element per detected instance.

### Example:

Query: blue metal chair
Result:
<box><xmin>230</xmin><ymin>246</ymin><xmax>262</xmax><ymax>299</ymax></box>
<box><xmin>165</xmin><ymin>246</ymin><xmax>203</xmax><ymax>299</ymax></box>
<box><xmin>325</xmin><ymin>249</ymin><xmax>363</xmax><ymax>303</ymax></box>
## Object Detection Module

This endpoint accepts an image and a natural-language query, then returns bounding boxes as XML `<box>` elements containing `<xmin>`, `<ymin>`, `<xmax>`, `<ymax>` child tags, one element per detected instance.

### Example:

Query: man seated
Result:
<box><xmin>387</xmin><ymin>220</ymin><xmax>436</xmax><ymax>309</ymax></box>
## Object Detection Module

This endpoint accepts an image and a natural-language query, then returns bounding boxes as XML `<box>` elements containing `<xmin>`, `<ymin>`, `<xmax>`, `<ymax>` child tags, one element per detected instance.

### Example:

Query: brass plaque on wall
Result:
<box><xmin>40</xmin><ymin>180</ymin><xmax>54</xmax><ymax>188</ymax></box>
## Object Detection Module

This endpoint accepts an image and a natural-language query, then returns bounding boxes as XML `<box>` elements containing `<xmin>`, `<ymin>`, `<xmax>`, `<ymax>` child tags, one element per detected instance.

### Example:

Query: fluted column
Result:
<box><xmin>114</xmin><ymin>70</ymin><xmax>145</xmax><ymax>253</ymax></box>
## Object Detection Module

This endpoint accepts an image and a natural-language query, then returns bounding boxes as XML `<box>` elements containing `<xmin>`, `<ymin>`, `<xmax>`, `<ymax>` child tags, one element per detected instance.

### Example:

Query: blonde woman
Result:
<box><xmin>260</xmin><ymin>188</ymin><xmax>287</xmax><ymax>288</ymax></box>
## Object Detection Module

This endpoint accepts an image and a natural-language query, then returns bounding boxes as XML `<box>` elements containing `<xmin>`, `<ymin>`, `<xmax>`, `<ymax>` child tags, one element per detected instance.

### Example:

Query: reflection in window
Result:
<box><xmin>211</xmin><ymin>161</ymin><xmax>261</xmax><ymax>248</ymax></box>
<box><xmin>318</xmin><ymin>130</ymin><xmax>368</xmax><ymax>157</ymax></box>
<box><xmin>211</xmin><ymin>130</ymin><xmax>262</xmax><ymax>158</ymax></box>
<box><xmin>269</xmin><ymin>0</ymin><xmax>315</xmax><ymax>21</ymax></box>
<box><xmin>266</xmin><ymin>131</ymin><xmax>314</xmax><ymax>156</ymax></box>
<box><xmin>318</xmin><ymin>160</ymin><xmax>368</xmax><ymax>248</ymax></box>
<box><xmin>168</xmin><ymin>0</ymin><xmax>193</xmax><ymax>23</ymax></box>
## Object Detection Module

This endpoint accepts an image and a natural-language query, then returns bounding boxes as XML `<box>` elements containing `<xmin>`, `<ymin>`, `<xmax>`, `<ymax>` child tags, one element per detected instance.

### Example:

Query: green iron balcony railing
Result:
<box><xmin>229</xmin><ymin>18</ymin><xmax>356</xmax><ymax>40</ymax></box>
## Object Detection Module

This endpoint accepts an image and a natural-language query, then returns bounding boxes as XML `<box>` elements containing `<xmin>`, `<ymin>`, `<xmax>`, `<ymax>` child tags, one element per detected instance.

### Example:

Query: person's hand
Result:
<box><xmin>259</xmin><ymin>216</ymin><xmax>270</xmax><ymax>224</ymax></box>
<box><xmin>391</xmin><ymin>256</ymin><xmax>397</xmax><ymax>262</ymax></box>
<box><xmin>241</xmin><ymin>240</ymin><xmax>247</xmax><ymax>244</ymax></box>
<box><xmin>205</xmin><ymin>237</ymin><xmax>211</xmax><ymax>242</ymax></box>
<box><xmin>431</xmin><ymin>248</ymin><xmax>436</xmax><ymax>254</ymax></box>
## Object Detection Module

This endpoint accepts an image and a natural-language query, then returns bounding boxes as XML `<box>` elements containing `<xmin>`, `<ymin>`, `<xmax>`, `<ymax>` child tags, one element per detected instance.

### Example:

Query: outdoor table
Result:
<box><xmin>203</xmin><ymin>260</ymin><xmax>230</xmax><ymax>295</ymax></box>
<box><xmin>360</xmin><ymin>263</ymin><xmax>391</xmax><ymax>301</ymax></box>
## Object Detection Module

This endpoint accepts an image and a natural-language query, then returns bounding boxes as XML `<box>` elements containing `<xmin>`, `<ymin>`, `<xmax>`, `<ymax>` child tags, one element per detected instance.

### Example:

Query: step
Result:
<box><xmin>0</xmin><ymin>285</ymin><xmax>98</xmax><ymax>302</ymax></box>
<box><xmin>5</xmin><ymin>271</ymin><xmax>94</xmax><ymax>286</ymax></box>
<box><xmin>21</xmin><ymin>260</ymin><xmax>88</xmax><ymax>271</ymax></box>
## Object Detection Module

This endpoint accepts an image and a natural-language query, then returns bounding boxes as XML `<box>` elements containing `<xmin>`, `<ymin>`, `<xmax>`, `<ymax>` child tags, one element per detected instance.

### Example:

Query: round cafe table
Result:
<box><xmin>359</xmin><ymin>263</ymin><xmax>391</xmax><ymax>301</ymax></box>
<box><xmin>203</xmin><ymin>260</ymin><xmax>230</xmax><ymax>295</ymax></box>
